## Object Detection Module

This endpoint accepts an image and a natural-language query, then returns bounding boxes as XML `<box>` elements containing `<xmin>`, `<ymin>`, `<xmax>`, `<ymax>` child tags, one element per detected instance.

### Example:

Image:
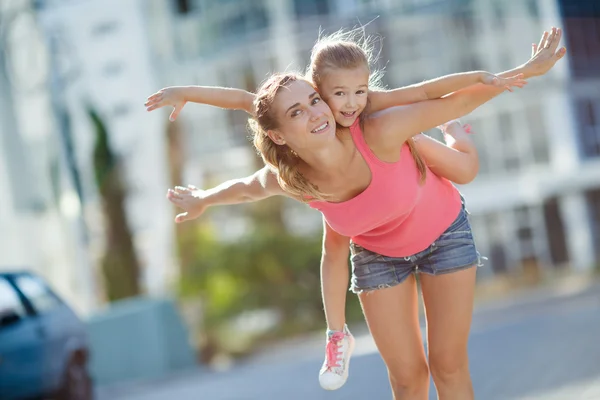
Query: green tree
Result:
<box><xmin>90</xmin><ymin>108</ymin><xmax>141</xmax><ymax>301</ymax></box>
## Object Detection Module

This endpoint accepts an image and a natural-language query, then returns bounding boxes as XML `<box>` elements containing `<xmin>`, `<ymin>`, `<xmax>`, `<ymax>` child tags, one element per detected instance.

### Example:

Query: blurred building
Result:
<box><xmin>0</xmin><ymin>0</ymin><xmax>178</xmax><ymax>314</ymax></box>
<box><xmin>555</xmin><ymin>0</ymin><xmax>600</xmax><ymax>268</ymax></box>
<box><xmin>148</xmin><ymin>0</ymin><xmax>600</xmax><ymax>280</ymax></box>
<box><xmin>0</xmin><ymin>0</ymin><xmax>99</xmax><ymax>311</ymax></box>
<box><xmin>2</xmin><ymin>0</ymin><xmax>595</xmax><ymax>311</ymax></box>
<box><xmin>462</xmin><ymin>0</ymin><xmax>600</xmax><ymax>280</ymax></box>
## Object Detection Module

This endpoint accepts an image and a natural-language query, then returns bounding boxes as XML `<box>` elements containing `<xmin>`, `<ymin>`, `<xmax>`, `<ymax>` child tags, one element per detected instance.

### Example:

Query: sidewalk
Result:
<box><xmin>95</xmin><ymin>273</ymin><xmax>600</xmax><ymax>399</ymax></box>
<box><xmin>247</xmin><ymin>273</ymin><xmax>600</xmax><ymax>366</ymax></box>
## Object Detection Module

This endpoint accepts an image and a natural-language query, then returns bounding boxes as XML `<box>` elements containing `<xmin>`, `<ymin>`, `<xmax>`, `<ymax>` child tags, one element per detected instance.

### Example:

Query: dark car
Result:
<box><xmin>0</xmin><ymin>271</ymin><xmax>93</xmax><ymax>400</ymax></box>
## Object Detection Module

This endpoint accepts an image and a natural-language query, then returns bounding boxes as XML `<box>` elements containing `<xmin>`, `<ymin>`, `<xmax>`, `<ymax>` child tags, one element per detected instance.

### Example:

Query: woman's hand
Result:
<box><xmin>166</xmin><ymin>185</ymin><xmax>208</xmax><ymax>223</ymax></box>
<box><xmin>479</xmin><ymin>72</ymin><xmax>527</xmax><ymax>92</ymax></box>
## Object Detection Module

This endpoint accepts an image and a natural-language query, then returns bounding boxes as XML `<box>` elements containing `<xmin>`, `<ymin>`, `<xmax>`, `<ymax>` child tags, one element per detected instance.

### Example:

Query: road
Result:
<box><xmin>97</xmin><ymin>281</ymin><xmax>600</xmax><ymax>399</ymax></box>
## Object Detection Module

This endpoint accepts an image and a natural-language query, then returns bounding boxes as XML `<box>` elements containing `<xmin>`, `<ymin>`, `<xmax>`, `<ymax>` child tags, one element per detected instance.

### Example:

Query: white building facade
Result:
<box><xmin>0</xmin><ymin>0</ymin><xmax>178</xmax><ymax>314</ymax></box>
<box><xmin>4</xmin><ymin>0</ymin><xmax>591</xmax><ymax>307</ymax></box>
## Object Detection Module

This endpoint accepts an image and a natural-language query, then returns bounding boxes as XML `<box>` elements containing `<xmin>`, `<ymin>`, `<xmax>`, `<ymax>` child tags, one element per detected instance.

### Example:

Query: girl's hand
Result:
<box><xmin>438</xmin><ymin>120</ymin><xmax>475</xmax><ymax>143</ymax></box>
<box><xmin>166</xmin><ymin>185</ymin><xmax>208</xmax><ymax>223</ymax></box>
<box><xmin>437</xmin><ymin>119</ymin><xmax>471</xmax><ymax>133</ymax></box>
<box><xmin>480</xmin><ymin>72</ymin><xmax>528</xmax><ymax>92</ymax></box>
<box><xmin>145</xmin><ymin>87</ymin><xmax>188</xmax><ymax>121</ymax></box>
<box><xmin>522</xmin><ymin>27</ymin><xmax>567</xmax><ymax>78</ymax></box>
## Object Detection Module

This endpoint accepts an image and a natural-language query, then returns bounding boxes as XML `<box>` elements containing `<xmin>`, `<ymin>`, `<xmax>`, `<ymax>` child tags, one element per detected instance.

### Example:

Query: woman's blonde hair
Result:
<box><xmin>249</xmin><ymin>73</ymin><xmax>329</xmax><ymax>201</ymax></box>
<box><xmin>307</xmin><ymin>27</ymin><xmax>427</xmax><ymax>184</ymax></box>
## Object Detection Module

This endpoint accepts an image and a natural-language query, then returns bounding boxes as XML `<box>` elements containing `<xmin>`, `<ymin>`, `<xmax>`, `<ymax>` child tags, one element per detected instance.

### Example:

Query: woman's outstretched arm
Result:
<box><xmin>145</xmin><ymin>86</ymin><xmax>255</xmax><ymax>121</ymax></box>
<box><xmin>167</xmin><ymin>165</ymin><xmax>285</xmax><ymax>223</ymax></box>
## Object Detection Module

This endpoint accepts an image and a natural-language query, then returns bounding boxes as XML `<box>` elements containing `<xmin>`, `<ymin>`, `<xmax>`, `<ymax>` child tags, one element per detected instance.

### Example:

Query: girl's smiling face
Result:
<box><xmin>318</xmin><ymin>65</ymin><xmax>370</xmax><ymax>127</ymax></box>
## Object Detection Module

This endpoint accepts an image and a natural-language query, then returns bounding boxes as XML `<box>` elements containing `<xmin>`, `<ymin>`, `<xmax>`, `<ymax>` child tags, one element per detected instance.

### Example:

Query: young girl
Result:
<box><xmin>146</xmin><ymin>28</ymin><xmax>564</xmax><ymax>396</ymax></box>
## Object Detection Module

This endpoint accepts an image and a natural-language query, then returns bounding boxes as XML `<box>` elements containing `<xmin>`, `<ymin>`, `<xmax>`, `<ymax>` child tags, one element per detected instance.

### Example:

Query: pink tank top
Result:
<box><xmin>309</xmin><ymin>119</ymin><xmax>462</xmax><ymax>257</ymax></box>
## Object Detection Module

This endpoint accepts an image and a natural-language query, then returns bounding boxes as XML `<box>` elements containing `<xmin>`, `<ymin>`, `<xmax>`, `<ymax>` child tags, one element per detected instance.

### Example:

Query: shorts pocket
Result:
<box><xmin>445</xmin><ymin>208</ymin><xmax>469</xmax><ymax>232</ymax></box>
<box><xmin>435</xmin><ymin>231</ymin><xmax>475</xmax><ymax>247</ymax></box>
<box><xmin>351</xmin><ymin>259</ymin><xmax>399</xmax><ymax>293</ymax></box>
<box><xmin>352</xmin><ymin>261</ymin><xmax>390</xmax><ymax>278</ymax></box>
<box><xmin>350</xmin><ymin>245</ymin><xmax>381</xmax><ymax>266</ymax></box>
<box><xmin>429</xmin><ymin>232</ymin><xmax>478</xmax><ymax>273</ymax></box>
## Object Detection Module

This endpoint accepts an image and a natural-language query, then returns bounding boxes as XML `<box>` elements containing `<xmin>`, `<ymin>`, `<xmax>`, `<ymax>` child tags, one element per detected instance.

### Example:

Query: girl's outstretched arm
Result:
<box><xmin>370</xmin><ymin>27</ymin><xmax>564</xmax><ymax>113</ymax></box>
<box><xmin>368</xmin><ymin>71</ymin><xmax>518</xmax><ymax>112</ymax></box>
<box><xmin>366</xmin><ymin>27</ymin><xmax>565</xmax><ymax>151</ymax></box>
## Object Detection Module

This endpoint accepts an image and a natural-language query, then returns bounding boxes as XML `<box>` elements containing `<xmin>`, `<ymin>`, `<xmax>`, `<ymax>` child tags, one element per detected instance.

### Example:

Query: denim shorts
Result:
<box><xmin>349</xmin><ymin>203</ymin><xmax>483</xmax><ymax>294</ymax></box>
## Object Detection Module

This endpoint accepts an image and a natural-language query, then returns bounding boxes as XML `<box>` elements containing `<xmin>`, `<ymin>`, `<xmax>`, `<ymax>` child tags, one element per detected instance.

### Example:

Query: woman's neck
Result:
<box><xmin>297</xmin><ymin>130</ymin><xmax>354</xmax><ymax>181</ymax></box>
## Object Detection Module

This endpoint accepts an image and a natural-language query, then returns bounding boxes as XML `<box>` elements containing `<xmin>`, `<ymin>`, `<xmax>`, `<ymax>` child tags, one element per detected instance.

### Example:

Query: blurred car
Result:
<box><xmin>0</xmin><ymin>271</ymin><xmax>92</xmax><ymax>400</ymax></box>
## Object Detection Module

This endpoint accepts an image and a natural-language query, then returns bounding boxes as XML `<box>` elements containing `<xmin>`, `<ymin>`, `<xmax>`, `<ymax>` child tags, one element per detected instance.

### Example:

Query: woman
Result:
<box><xmin>167</xmin><ymin>28</ymin><xmax>565</xmax><ymax>399</ymax></box>
<box><xmin>148</xmin><ymin>28</ymin><xmax>524</xmax><ymax>391</ymax></box>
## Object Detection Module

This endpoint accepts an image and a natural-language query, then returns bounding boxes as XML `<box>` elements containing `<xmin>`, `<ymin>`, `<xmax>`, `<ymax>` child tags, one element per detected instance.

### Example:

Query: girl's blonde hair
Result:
<box><xmin>249</xmin><ymin>73</ymin><xmax>329</xmax><ymax>201</ymax></box>
<box><xmin>307</xmin><ymin>27</ymin><xmax>385</xmax><ymax>92</ymax></box>
<box><xmin>307</xmin><ymin>27</ymin><xmax>428</xmax><ymax>184</ymax></box>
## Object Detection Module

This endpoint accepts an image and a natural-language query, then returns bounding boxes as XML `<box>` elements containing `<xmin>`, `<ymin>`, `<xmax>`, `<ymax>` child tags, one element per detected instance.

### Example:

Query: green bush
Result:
<box><xmin>177</xmin><ymin>222</ymin><xmax>364</xmax><ymax>357</ymax></box>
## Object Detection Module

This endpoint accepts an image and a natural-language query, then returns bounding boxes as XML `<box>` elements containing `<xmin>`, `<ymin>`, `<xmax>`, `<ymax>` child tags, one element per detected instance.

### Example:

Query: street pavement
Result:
<box><xmin>96</xmin><ymin>280</ymin><xmax>600</xmax><ymax>399</ymax></box>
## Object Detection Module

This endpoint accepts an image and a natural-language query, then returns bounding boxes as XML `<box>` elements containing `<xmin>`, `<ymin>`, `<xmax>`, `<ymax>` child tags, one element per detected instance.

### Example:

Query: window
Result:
<box><xmin>483</xmin><ymin>214</ymin><xmax>509</xmax><ymax>274</ymax></box>
<box><xmin>220</xmin><ymin>4</ymin><xmax>269</xmax><ymax>40</ymax></box>
<box><xmin>173</xmin><ymin>0</ymin><xmax>193</xmax><ymax>14</ymax></box>
<box><xmin>586</xmin><ymin>189</ymin><xmax>600</xmax><ymax>262</ymax></box>
<box><xmin>526</xmin><ymin>105</ymin><xmax>550</xmax><ymax>164</ymax></box>
<box><xmin>515</xmin><ymin>206</ymin><xmax>535</xmax><ymax>259</ymax></box>
<box><xmin>14</xmin><ymin>275</ymin><xmax>61</xmax><ymax>315</ymax></box>
<box><xmin>558</xmin><ymin>0</ymin><xmax>600</xmax><ymax>78</ymax></box>
<box><xmin>453</xmin><ymin>8</ymin><xmax>477</xmax><ymax>37</ymax></box>
<box><xmin>543</xmin><ymin>197</ymin><xmax>569</xmax><ymax>265</ymax></box>
<box><xmin>0</xmin><ymin>278</ymin><xmax>27</xmax><ymax>319</ymax></box>
<box><xmin>526</xmin><ymin>0</ymin><xmax>539</xmax><ymax>18</ymax></box>
<box><xmin>584</xmin><ymin>99</ymin><xmax>598</xmax><ymax>126</ymax></box>
<box><xmin>492</xmin><ymin>2</ymin><xmax>505</xmax><ymax>30</ymax></box>
<box><xmin>576</xmin><ymin>99</ymin><xmax>600</xmax><ymax>158</ymax></box>
<box><xmin>293</xmin><ymin>0</ymin><xmax>330</xmax><ymax>17</ymax></box>
<box><xmin>498</xmin><ymin>113</ymin><xmax>520</xmax><ymax>172</ymax></box>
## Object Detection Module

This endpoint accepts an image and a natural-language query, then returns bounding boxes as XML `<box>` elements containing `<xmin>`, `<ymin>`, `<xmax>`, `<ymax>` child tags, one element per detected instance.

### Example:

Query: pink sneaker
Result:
<box><xmin>318</xmin><ymin>325</ymin><xmax>355</xmax><ymax>390</ymax></box>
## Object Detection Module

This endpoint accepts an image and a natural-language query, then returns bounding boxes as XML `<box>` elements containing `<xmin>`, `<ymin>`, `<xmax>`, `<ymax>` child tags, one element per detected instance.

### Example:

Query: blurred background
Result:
<box><xmin>1</xmin><ymin>0</ymin><xmax>600</xmax><ymax>399</ymax></box>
